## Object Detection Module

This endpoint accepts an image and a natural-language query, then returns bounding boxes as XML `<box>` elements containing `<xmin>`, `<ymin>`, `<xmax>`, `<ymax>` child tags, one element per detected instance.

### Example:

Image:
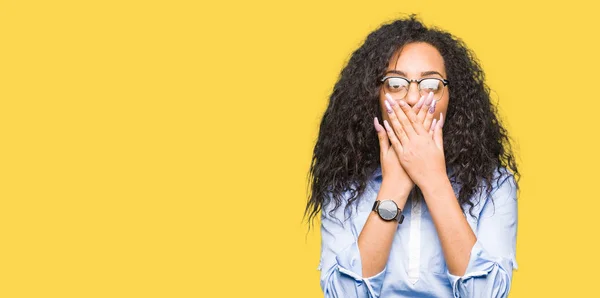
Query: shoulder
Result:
<box><xmin>462</xmin><ymin>167</ymin><xmax>519</xmax><ymax>218</ymax></box>
<box><xmin>488</xmin><ymin>167</ymin><xmax>518</xmax><ymax>201</ymax></box>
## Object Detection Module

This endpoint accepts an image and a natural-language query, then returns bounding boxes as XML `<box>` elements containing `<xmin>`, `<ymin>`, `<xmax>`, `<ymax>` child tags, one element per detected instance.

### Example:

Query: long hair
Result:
<box><xmin>304</xmin><ymin>15</ymin><xmax>519</xmax><ymax>225</ymax></box>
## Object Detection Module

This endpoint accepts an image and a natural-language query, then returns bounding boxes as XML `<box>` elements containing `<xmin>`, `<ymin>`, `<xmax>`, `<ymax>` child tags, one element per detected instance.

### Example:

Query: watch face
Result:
<box><xmin>378</xmin><ymin>200</ymin><xmax>398</xmax><ymax>221</ymax></box>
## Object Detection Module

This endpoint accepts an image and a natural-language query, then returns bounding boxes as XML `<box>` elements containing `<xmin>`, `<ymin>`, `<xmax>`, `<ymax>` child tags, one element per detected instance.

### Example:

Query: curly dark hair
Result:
<box><xmin>304</xmin><ymin>14</ymin><xmax>520</xmax><ymax>225</ymax></box>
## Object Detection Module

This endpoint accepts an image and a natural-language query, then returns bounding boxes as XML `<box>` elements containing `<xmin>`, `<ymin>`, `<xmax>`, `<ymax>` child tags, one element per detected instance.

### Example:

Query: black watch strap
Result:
<box><xmin>372</xmin><ymin>200</ymin><xmax>379</xmax><ymax>211</ymax></box>
<box><xmin>372</xmin><ymin>200</ymin><xmax>404</xmax><ymax>224</ymax></box>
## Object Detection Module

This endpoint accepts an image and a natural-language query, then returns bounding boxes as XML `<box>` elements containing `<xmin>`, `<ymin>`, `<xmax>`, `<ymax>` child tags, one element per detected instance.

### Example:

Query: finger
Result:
<box><xmin>420</xmin><ymin>92</ymin><xmax>437</xmax><ymax>130</ymax></box>
<box><xmin>423</xmin><ymin>95</ymin><xmax>437</xmax><ymax>131</ymax></box>
<box><xmin>396</xmin><ymin>97</ymin><xmax>418</xmax><ymax>124</ymax></box>
<box><xmin>385</xmin><ymin>93</ymin><xmax>418</xmax><ymax>138</ymax></box>
<box><xmin>433</xmin><ymin>113</ymin><xmax>444</xmax><ymax>150</ymax></box>
<box><xmin>384</xmin><ymin>95</ymin><xmax>413</xmax><ymax>142</ymax></box>
<box><xmin>383</xmin><ymin>120</ymin><xmax>404</xmax><ymax>154</ymax></box>
<box><xmin>429</xmin><ymin>118</ymin><xmax>438</xmax><ymax>137</ymax></box>
<box><xmin>374</xmin><ymin>117</ymin><xmax>390</xmax><ymax>153</ymax></box>
<box><xmin>393</xmin><ymin>97</ymin><xmax>427</xmax><ymax>136</ymax></box>
<box><xmin>412</xmin><ymin>95</ymin><xmax>425</xmax><ymax>115</ymax></box>
<box><xmin>416</xmin><ymin>92</ymin><xmax>433</xmax><ymax>126</ymax></box>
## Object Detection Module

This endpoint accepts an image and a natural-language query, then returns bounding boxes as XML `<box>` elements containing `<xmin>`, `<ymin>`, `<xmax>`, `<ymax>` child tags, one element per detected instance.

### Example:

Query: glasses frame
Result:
<box><xmin>379</xmin><ymin>76</ymin><xmax>449</xmax><ymax>100</ymax></box>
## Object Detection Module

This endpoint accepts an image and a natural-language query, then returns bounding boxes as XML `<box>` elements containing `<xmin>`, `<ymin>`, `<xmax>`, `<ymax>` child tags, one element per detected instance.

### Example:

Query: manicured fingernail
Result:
<box><xmin>383</xmin><ymin>120</ymin><xmax>391</xmax><ymax>130</ymax></box>
<box><xmin>439</xmin><ymin>113</ymin><xmax>444</xmax><ymax>128</ymax></box>
<box><xmin>384</xmin><ymin>100</ymin><xmax>393</xmax><ymax>113</ymax></box>
<box><xmin>374</xmin><ymin>117</ymin><xmax>382</xmax><ymax>132</ymax></box>
<box><xmin>424</xmin><ymin>94</ymin><xmax>433</xmax><ymax>106</ymax></box>
<box><xmin>385</xmin><ymin>93</ymin><xmax>394</xmax><ymax>102</ymax></box>
<box><xmin>431</xmin><ymin>119</ymin><xmax>437</xmax><ymax>131</ymax></box>
<box><xmin>398</xmin><ymin>100</ymin><xmax>406</xmax><ymax>107</ymax></box>
<box><xmin>428</xmin><ymin>99</ymin><xmax>437</xmax><ymax>114</ymax></box>
<box><xmin>415</xmin><ymin>96</ymin><xmax>425</xmax><ymax>109</ymax></box>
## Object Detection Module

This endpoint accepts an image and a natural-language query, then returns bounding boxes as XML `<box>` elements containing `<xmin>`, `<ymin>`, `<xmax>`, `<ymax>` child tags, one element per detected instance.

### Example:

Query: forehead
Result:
<box><xmin>387</xmin><ymin>42</ymin><xmax>446</xmax><ymax>77</ymax></box>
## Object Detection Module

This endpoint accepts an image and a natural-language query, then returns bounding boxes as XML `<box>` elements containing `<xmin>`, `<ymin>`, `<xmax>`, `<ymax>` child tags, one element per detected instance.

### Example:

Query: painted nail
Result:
<box><xmin>415</xmin><ymin>96</ymin><xmax>425</xmax><ymax>109</ymax></box>
<box><xmin>384</xmin><ymin>100</ymin><xmax>393</xmax><ymax>113</ymax></box>
<box><xmin>425</xmin><ymin>92</ymin><xmax>434</xmax><ymax>106</ymax></box>
<box><xmin>439</xmin><ymin>113</ymin><xmax>444</xmax><ymax>128</ymax></box>
<box><xmin>374</xmin><ymin>117</ymin><xmax>382</xmax><ymax>132</ymax></box>
<box><xmin>383</xmin><ymin>120</ymin><xmax>392</xmax><ymax>130</ymax></box>
<box><xmin>431</xmin><ymin>119</ymin><xmax>438</xmax><ymax>131</ymax></box>
<box><xmin>398</xmin><ymin>100</ymin><xmax>407</xmax><ymax>107</ymax></box>
<box><xmin>428</xmin><ymin>99</ymin><xmax>437</xmax><ymax>114</ymax></box>
<box><xmin>385</xmin><ymin>93</ymin><xmax>394</xmax><ymax>102</ymax></box>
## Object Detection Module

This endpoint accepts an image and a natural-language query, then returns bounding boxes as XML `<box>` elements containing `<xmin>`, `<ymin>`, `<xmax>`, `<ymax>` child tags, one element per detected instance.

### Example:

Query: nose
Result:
<box><xmin>405</xmin><ymin>83</ymin><xmax>421</xmax><ymax>107</ymax></box>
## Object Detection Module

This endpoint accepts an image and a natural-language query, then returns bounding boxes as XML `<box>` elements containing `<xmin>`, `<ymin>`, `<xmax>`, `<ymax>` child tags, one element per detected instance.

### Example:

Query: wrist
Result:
<box><xmin>379</xmin><ymin>180</ymin><xmax>412</xmax><ymax>208</ymax></box>
<box><xmin>419</xmin><ymin>173</ymin><xmax>452</xmax><ymax>199</ymax></box>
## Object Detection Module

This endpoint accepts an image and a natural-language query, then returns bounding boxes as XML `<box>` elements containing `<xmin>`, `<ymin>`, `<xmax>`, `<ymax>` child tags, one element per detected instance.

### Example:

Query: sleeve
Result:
<box><xmin>446</xmin><ymin>172</ymin><xmax>519</xmax><ymax>298</ymax></box>
<box><xmin>318</xmin><ymin>198</ymin><xmax>387</xmax><ymax>298</ymax></box>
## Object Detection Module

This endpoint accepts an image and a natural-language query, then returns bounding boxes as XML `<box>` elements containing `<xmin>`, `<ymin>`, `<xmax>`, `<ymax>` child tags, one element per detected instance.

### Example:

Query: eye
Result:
<box><xmin>420</xmin><ymin>79</ymin><xmax>441</xmax><ymax>92</ymax></box>
<box><xmin>386</xmin><ymin>78</ymin><xmax>408</xmax><ymax>91</ymax></box>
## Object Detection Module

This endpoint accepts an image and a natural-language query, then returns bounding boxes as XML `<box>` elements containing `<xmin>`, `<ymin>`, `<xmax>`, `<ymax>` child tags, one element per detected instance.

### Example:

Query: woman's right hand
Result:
<box><xmin>373</xmin><ymin>92</ymin><xmax>438</xmax><ymax>194</ymax></box>
<box><xmin>374</xmin><ymin>116</ymin><xmax>412</xmax><ymax>193</ymax></box>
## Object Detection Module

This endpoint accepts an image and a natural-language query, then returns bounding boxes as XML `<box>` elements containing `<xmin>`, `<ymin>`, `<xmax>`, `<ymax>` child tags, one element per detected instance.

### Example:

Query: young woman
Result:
<box><xmin>305</xmin><ymin>15</ymin><xmax>519</xmax><ymax>297</ymax></box>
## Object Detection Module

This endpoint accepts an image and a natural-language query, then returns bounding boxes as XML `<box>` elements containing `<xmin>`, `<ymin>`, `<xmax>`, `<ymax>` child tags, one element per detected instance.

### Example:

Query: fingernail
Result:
<box><xmin>415</xmin><ymin>96</ymin><xmax>425</xmax><ymax>109</ymax></box>
<box><xmin>383</xmin><ymin>120</ymin><xmax>391</xmax><ymax>130</ymax></box>
<box><xmin>428</xmin><ymin>99</ymin><xmax>437</xmax><ymax>114</ymax></box>
<box><xmin>384</xmin><ymin>100</ymin><xmax>393</xmax><ymax>113</ymax></box>
<box><xmin>431</xmin><ymin>119</ymin><xmax>437</xmax><ymax>131</ymax></box>
<box><xmin>425</xmin><ymin>93</ymin><xmax>433</xmax><ymax>106</ymax></box>
<box><xmin>385</xmin><ymin>93</ymin><xmax>394</xmax><ymax>102</ymax></box>
<box><xmin>398</xmin><ymin>100</ymin><xmax>406</xmax><ymax>107</ymax></box>
<box><xmin>374</xmin><ymin>117</ymin><xmax>382</xmax><ymax>132</ymax></box>
<box><xmin>439</xmin><ymin>113</ymin><xmax>444</xmax><ymax>128</ymax></box>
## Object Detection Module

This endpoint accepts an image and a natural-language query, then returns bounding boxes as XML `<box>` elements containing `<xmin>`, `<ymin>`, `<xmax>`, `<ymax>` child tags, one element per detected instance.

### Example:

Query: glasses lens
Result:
<box><xmin>419</xmin><ymin>79</ymin><xmax>444</xmax><ymax>100</ymax></box>
<box><xmin>384</xmin><ymin>77</ymin><xmax>409</xmax><ymax>98</ymax></box>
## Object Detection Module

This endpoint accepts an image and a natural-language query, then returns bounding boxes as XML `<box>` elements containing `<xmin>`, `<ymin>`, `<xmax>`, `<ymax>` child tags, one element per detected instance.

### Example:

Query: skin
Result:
<box><xmin>357</xmin><ymin>42</ymin><xmax>476</xmax><ymax>278</ymax></box>
<box><xmin>380</xmin><ymin>42</ymin><xmax>449</xmax><ymax>124</ymax></box>
<box><xmin>378</xmin><ymin>42</ymin><xmax>450</xmax><ymax>194</ymax></box>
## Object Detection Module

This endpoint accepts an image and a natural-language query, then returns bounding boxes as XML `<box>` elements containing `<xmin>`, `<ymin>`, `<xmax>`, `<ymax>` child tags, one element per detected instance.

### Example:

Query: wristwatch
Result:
<box><xmin>372</xmin><ymin>200</ymin><xmax>404</xmax><ymax>224</ymax></box>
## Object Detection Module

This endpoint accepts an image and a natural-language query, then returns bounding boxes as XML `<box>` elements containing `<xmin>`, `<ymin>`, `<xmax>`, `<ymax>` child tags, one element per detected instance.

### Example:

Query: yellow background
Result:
<box><xmin>1</xmin><ymin>0</ymin><xmax>599</xmax><ymax>297</ymax></box>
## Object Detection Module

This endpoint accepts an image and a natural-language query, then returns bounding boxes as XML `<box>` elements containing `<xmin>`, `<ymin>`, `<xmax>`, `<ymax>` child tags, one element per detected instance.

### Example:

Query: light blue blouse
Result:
<box><xmin>318</xmin><ymin>166</ymin><xmax>518</xmax><ymax>297</ymax></box>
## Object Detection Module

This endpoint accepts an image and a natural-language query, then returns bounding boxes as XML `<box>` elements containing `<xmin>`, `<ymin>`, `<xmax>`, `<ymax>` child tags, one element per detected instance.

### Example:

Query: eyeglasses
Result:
<box><xmin>380</xmin><ymin>76</ymin><xmax>449</xmax><ymax>101</ymax></box>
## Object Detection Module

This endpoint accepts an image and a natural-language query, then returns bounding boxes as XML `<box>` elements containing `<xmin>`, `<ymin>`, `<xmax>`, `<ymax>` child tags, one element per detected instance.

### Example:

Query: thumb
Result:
<box><xmin>374</xmin><ymin>117</ymin><xmax>390</xmax><ymax>153</ymax></box>
<box><xmin>433</xmin><ymin>113</ymin><xmax>444</xmax><ymax>150</ymax></box>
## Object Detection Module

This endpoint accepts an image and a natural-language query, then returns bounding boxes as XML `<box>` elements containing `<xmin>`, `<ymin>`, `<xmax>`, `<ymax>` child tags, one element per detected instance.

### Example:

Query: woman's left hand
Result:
<box><xmin>382</xmin><ymin>92</ymin><xmax>447</xmax><ymax>190</ymax></box>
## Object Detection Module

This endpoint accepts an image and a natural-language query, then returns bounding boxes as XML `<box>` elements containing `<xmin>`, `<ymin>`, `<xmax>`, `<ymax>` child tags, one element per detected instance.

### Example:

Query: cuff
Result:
<box><xmin>447</xmin><ymin>241</ymin><xmax>518</xmax><ymax>294</ymax></box>
<box><xmin>336</xmin><ymin>242</ymin><xmax>387</xmax><ymax>297</ymax></box>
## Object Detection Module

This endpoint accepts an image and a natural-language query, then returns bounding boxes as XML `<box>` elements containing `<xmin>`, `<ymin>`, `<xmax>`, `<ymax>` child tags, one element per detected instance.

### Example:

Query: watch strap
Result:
<box><xmin>372</xmin><ymin>200</ymin><xmax>404</xmax><ymax>224</ymax></box>
<box><xmin>372</xmin><ymin>200</ymin><xmax>380</xmax><ymax>211</ymax></box>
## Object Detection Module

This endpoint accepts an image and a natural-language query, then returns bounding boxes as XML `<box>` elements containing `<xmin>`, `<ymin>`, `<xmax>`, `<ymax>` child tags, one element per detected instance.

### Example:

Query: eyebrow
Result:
<box><xmin>384</xmin><ymin>70</ymin><xmax>444</xmax><ymax>78</ymax></box>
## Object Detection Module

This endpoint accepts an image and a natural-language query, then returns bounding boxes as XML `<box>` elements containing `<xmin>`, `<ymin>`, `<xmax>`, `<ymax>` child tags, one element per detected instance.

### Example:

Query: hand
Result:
<box><xmin>373</xmin><ymin>92</ymin><xmax>439</xmax><ymax>193</ymax></box>
<box><xmin>382</xmin><ymin>92</ymin><xmax>447</xmax><ymax>190</ymax></box>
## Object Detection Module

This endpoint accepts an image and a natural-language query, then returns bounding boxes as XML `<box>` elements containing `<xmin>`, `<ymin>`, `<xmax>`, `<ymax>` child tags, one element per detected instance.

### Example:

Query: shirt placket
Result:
<box><xmin>407</xmin><ymin>195</ymin><xmax>422</xmax><ymax>284</ymax></box>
